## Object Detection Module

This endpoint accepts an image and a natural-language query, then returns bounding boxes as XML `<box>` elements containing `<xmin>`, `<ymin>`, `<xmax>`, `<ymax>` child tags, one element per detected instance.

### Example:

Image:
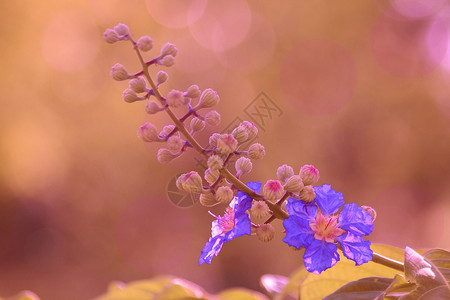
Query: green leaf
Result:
<box><xmin>216</xmin><ymin>288</ymin><xmax>269</xmax><ymax>300</ymax></box>
<box><xmin>422</xmin><ymin>248</ymin><xmax>450</xmax><ymax>282</ymax></box>
<box><xmin>384</xmin><ymin>274</ymin><xmax>416</xmax><ymax>297</ymax></box>
<box><xmin>322</xmin><ymin>276</ymin><xmax>393</xmax><ymax>300</ymax></box>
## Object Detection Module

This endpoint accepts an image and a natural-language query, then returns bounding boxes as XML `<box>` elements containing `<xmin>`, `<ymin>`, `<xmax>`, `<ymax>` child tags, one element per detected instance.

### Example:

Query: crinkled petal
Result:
<box><xmin>224</xmin><ymin>211</ymin><xmax>251</xmax><ymax>242</ymax></box>
<box><xmin>338</xmin><ymin>203</ymin><xmax>373</xmax><ymax>236</ymax></box>
<box><xmin>199</xmin><ymin>235</ymin><xmax>224</xmax><ymax>265</ymax></box>
<box><xmin>303</xmin><ymin>240</ymin><xmax>340</xmax><ymax>274</ymax></box>
<box><xmin>236</xmin><ymin>181</ymin><xmax>261</xmax><ymax>211</ymax></box>
<box><xmin>211</xmin><ymin>219</ymin><xmax>222</xmax><ymax>238</ymax></box>
<box><xmin>336</xmin><ymin>232</ymin><xmax>373</xmax><ymax>266</ymax></box>
<box><xmin>314</xmin><ymin>184</ymin><xmax>344</xmax><ymax>216</ymax></box>
<box><xmin>282</xmin><ymin>215</ymin><xmax>315</xmax><ymax>249</ymax></box>
<box><xmin>286</xmin><ymin>197</ymin><xmax>317</xmax><ymax>222</ymax></box>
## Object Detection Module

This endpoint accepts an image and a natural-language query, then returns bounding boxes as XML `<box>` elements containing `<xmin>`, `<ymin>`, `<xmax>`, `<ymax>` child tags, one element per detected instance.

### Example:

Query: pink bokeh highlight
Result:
<box><xmin>388</xmin><ymin>0</ymin><xmax>447</xmax><ymax>19</ymax></box>
<box><xmin>145</xmin><ymin>0</ymin><xmax>207</xmax><ymax>28</ymax></box>
<box><xmin>280</xmin><ymin>39</ymin><xmax>357</xmax><ymax>115</ymax></box>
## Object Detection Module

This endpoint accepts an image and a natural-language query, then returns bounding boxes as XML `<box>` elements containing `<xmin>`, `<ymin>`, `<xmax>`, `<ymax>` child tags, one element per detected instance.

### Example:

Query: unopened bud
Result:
<box><xmin>166</xmin><ymin>89</ymin><xmax>185</xmax><ymax>108</ymax></box>
<box><xmin>129</xmin><ymin>76</ymin><xmax>147</xmax><ymax>93</ymax></box>
<box><xmin>216</xmin><ymin>134</ymin><xmax>238</xmax><ymax>155</ymax></box>
<box><xmin>103</xmin><ymin>29</ymin><xmax>120</xmax><ymax>43</ymax></box>
<box><xmin>232</xmin><ymin>126</ymin><xmax>248</xmax><ymax>144</ymax></box>
<box><xmin>362</xmin><ymin>206</ymin><xmax>377</xmax><ymax>222</ymax></box>
<box><xmin>156</xmin><ymin>71</ymin><xmax>168</xmax><ymax>86</ymax></box>
<box><xmin>204</xmin><ymin>110</ymin><xmax>221</xmax><ymax>127</ymax></box>
<box><xmin>185</xmin><ymin>85</ymin><xmax>201</xmax><ymax>98</ymax></box>
<box><xmin>167</xmin><ymin>136</ymin><xmax>184</xmax><ymax>153</ymax></box>
<box><xmin>110</xmin><ymin>63</ymin><xmax>130</xmax><ymax>81</ymax></box>
<box><xmin>200</xmin><ymin>190</ymin><xmax>219</xmax><ymax>207</ymax></box>
<box><xmin>251</xmin><ymin>201</ymin><xmax>271</xmax><ymax>219</ymax></box>
<box><xmin>136</xmin><ymin>35</ymin><xmax>153</xmax><ymax>52</ymax></box>
<box><xmin>299</xmin><ymin>185</ymin><xmax>315</xmax><ymax>203</ymax></box>
<box><xmin>190</xmin><ymin>117</ymin><xmax>206</xmax><ymax>133</ymax></box>
<box><xmin>179</xmin><ymin>171</ymin><xmax>203</xmax><ymax>193</ymax></box>
<box><xmin>137</xmin><ymin>123</ymin><xmax>160</xmax><ymax>142</ymax></box>
<box><xmin>122</xmin><ymin>88</ymin><xmax>143</xmax><ymax>103</ymax></box>
<box><xmin>263</xmin><ymin>180</ymin><xmax>284</xmax><ymax>201</ymax></box>
<box><xmin>299</xmin><ymin>164</ymin><xmax>320</xmax><ymax>186</ymax></box>
<box><xmin>207</xmin><ymin>155</ymin><xmax>223</xmax><ymax>171</ymax></box>
<box><xmin>204</xmin><ymin>168</ymin><xmax>220</xmax><ymax>184</ymax></box>
<box><xmin>235</xmin><ymin>157</ymin><xmax>252</xmax><ymax>176</ymax></box>
<box><xmin>248</xmin><ymin>143</ymin><xmax>265</xmax><ymax>160</ymax></box>
<box><xmin>160</xmin><ymin>42</ymin><xmax>178</xmax><ymax>57</ymax></box>
<box><xmin>277</xmin><ymin>164</ymin><xmax>294</xmax><ymax>184</ymax></box>
<box><xmin>158</xmin><ymin>55</ymin><xmax>175</xmax><ymax>67</ymax></box>
<box><xmin>145</xmin><ymin>100</ymin><xmax>164</xmax><ymax>114</ymax></box>
<box><xmin>197</xmin><ymin>88</ymin><xmax>220</xmax><ymax>109</ymax></box>
<box><xmin>114</xmin><ymin>23</ymin><xmax>129</xmax><ymax>36</ymax></box>
<box><xmin>159</xmin><ymin>125</ymin><xmax>175</xmax><ymax>137</ymax></box>
<box><xmin>157</xmin><ymin>148</ymin><xmax>180</xmax><ymax>164</ymax></box>
<box><xmin>208</xmin><ymin>133</ymin><xmax>221</xmax><ymax>148</ymax></box>
<box><xmin>284</xmin><ymin>175</ymin><xmax>304</xmax><ymax>193</ymax></box>
<box><xmin>256</xmin><ymin>224</ymin><xmax>275</xmax><ymax>242</ymax></box>
<box><xmin>240</xmin><ymin>121</ymin><xmax>258</xmax><ymax>140</ymax></box>
<box><xmin>216</xmin><ymin>186</ymin><xmax>234</xmax><ymax>204</ymax></box>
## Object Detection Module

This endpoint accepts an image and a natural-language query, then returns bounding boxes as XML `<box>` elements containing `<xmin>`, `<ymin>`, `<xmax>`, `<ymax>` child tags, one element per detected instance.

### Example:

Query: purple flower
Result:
<box><xmin>283</xmin><ymin>184</ymin><xmax>373</xmax><ymax>274</ymax></box>
<box><xmin>199</xmin><ymin>181</ymin><xmax>261</xmax><ymax>265</ymax></box>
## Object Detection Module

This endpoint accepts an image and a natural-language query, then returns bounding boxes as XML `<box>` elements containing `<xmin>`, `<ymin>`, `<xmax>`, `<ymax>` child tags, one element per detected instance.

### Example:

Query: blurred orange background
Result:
<box><xmin>1</xmin><ymin>0</ymin><xmax>450</xmax><ymax>299</ymax></box>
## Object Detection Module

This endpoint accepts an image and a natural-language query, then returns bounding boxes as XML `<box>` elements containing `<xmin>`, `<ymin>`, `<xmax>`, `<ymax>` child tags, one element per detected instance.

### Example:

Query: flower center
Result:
<box><xmin>218</xmin><ymin>208</ymin><xmax>235</xmax><ymax>233</ymax></box>
<box><xmin>310</xmin><ymin>211</ymin><xmax>344</xmax><ymax>243</ymax></box>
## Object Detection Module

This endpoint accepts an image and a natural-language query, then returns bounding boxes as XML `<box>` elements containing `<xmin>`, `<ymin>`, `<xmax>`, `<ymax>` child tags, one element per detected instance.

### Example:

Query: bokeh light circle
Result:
<box><xmin>280</xmin><ymin>39</ymin><xmax>357</xmax><ymax>116</ymax></box>
<box><xmin>145</xmin><ymin>0</ymin><xmax>207</xmax><ymax>29</ymax></box>
<box><xmin>188</xmin><ymin>0</ymin><xmax>252</xmax><ymax>52</ymax></box>
<box><xmin>389</xmin><ymin>0</ymin><xmax>447</xmax><ymax>19</ymax></box>
<box><xmin>42</xmin><ymin>11</ymin><xmax>100</xmax><ymax>72</ymax></box>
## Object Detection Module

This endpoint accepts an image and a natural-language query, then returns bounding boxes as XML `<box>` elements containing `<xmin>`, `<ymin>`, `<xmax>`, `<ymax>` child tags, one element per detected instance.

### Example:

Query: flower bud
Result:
<box><xmin>208</xmin><ymin>133</ymin><xmax>221</xmax><ymax>148</ymax></box>
<box><xmin>156</xmin><ymin>71</ymin><xmax>168</xmax><ymax>86</ymax></box>
<box><xmin>185</xmin><ymin>85</ymin><xmax>201</xmax><ymax>98</ymax></box>
<box><xmin>232</xmin><ymin>126</ymin><xmax>248</xmax><ymax>144</ymax></box>
<box><xmin>190</xmin><ymin>117</ymin><xmax>206</xmax><ymax>133</ymax></box>
<box><xmin>159</xmin><ymin>125</ymin><xmax>175</xmax><ymax>137</ymax></box>
<box><xmin>299</xmin><ymin>164</ymin><xmax>320</xmax><ymax>186</ymax></box>
<box><xmin>256</xmin><ymin>224</ymin><xmax>275</xmax><ymax>242</ymax></box>
<box><xmin>176</xmin><ymin>175</ymin><xmax>184</xmax><ymax>191</ymax></box>
<box><xmin>129</xmin><ymin>76</ymin><xmax>147</xmax><ymax>93</ymax></box>
<box><xmin>277</xmin><ymin>164</ymin><xmax>294</xmax><ymax>184</ymax></box>
<box><xmin>235</xmin><ymin>157</ymin><xmax>252</xmax><ymax>176</ymax></box>
<box><xmin>200</xmin><ymin>190</ymin><xmax>219</xmax><ymax>207</ymax></box>
<box><xmin>197</xmin><ymin>88</ymin><xmax>220</xmax><ymax>109</ymax></box>
<box><xmin>122</xmin><ymin>88</ymin><xmax>143</xmax><ymax>103</ymax></box>
<box><xmin>145</xmin><ymin>100</ymin><xmax>164</xmax><ymax>114</ymax></box>
<box><xmin>248</xmin><ymin>143</ymin><xmax>265</xmax><ymax>160</ymax></box>
<box><xmin>251</xmin><ymin>201</ymin><xmax>271</xmax><ymax>219</ymax></box>
<box><xmin>207</xmin><ymin>155</ymin><xmax>223</xmax><ymax>171</ymax></box>
<box><xmin>158</xmin><ymin>55</ymin><xmax>175</xmax><ymax>67</ymax></box>
<box><xmin>263</xmin><ymin>180</ymin><xmax>284</xmax><ymax>201</ymax></box>
<box><xmin>160</xmin><ymin>42</ymin><xmax>178</xmax><ymax>57</ymax></box>
<box><xmin>299</xmin><ymin>185</ymin><xmax>315</xmax><ymax>203</ymax></box>
<box><xmin>157</xmin><ymin>148</ymin><xmax>179</xmax><ymax>164</ymax></box>
<box><xmin>103</xmin><ymin>29</ymin><xmax>120</xmax><ymax>44</ymax></box>
<box><xmin>204</xmin><ymin>168</ymin><xmax>220</xmax><ymax>184</ymax></box>
<box><xmin>179</xmin><ymin>171</ymin><xmax>203</xmax><ymax>193</ymax></box>
<box><xmin>166</xmin><ymin>89</ymin><xmax>185</xmax><ymax>108</ymax></box>
<box><xmin>216</xmin><ymin>186</ymin><xmax>234</xmax><ymax>204</ymax></box>
<box><xmin>136</xmin><ymin>35</ymin><xmax>153</xmax><ymax>51</ymax></box>
<box><xmin>216</xmin><ymin>134</ymin><xmax>238</xmax><ymax>155</ymax></box>
<box><xmin>204</xmin><ymin>110</ymin><xmax>221</xmax><ymax>127</ymax></box>
<box><xmin>362</xmin><ymin>206</ymin><xmax>377</xmax><ymax>222</ymax></box>
<box><xmin>110</xmin><ymin>63</ymin><xmax>130</xmax><ymax>81</ymax></box>
<box><xmin>167</xmin><ymin>136</ymin><xmax>184</xmax><ymax>153</ymax></box>
<box><xmin>240</xmin><ymin>121</ymin><xmax>258</xmax><ymax>140</ymax></box>
<box><xmin>137</xmin><ymin>123</ymin><xmax>161</xmax><ymax>142</ymax></box>
<box><xmin>114</xmin><ymin>23</ymin><xmax>129</xmax><ymax>36</ymax></box>
<box><xmin>284</xmin><ymin>175</ymin><xmax>304</xmax><ymax>193</ymax></box>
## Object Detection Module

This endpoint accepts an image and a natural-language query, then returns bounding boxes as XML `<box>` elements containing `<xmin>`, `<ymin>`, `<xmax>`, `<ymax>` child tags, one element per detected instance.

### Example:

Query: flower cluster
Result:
<box><xmin>104</xmin><ymin>23</ymin><xmax>376</xmax><ymax>275</ymax></box>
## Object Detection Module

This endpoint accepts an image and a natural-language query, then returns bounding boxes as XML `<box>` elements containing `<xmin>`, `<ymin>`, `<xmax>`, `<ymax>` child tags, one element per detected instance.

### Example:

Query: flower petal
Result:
<box><xmin>303</xmin><ymin>240</ymin><xmax>340</xmax><ymax>274</ymax></box>
<box><xmin>199</xmin><ymin>235</ymin><xmax>224</xmax><ymax>265</ymax></box>
<box><xmin>336</xmin><ymin>232</ymin><xmax>373</xmax><ymax>266</ymax></box>
<box><xmin>224</xmin><ymin>211</ymin><xmax>251</xmax><ymax>242</ymax></box>
<box><xmin>282</xmin><ymin>215</ymin><xmax>315</xmax><ymax>249</ymax></box>
<box><xmin>236</xmin><ymin>181</ymin><xmax>262</xmax><ymax>211</ymax></box>
<box><xmin>286</xmin><ymin>197</ymin><xmax>317</xmax><ymax>222</ymax></box>
<box><xmin>338</xmin><ymin>203</ymin><xmax>373</xmax><ymax>236</ymax></box>
<box><xmin>314</xmin><ymin>184</ymin><xmax>344</xmax><ymax>216</ymax></box>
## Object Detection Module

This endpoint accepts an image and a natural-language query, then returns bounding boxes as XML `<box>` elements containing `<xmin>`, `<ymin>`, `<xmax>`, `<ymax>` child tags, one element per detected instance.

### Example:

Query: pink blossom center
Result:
<box><xmin>218</xmin><ymin>208</ymin><xmax>235</xmax><ymax>233</ymax></box>
<box><xmin>310</xmin><ymin>211</ymin><xmax>344</xmax><ymax>243</ymax></box>
<box><xmin>267</xmin><ymin>180</ymin><xmax>282</xmax><ymax>192</ymax></box>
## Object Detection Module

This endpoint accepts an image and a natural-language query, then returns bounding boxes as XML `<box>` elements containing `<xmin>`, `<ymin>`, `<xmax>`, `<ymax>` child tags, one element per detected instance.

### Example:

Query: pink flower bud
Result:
<box><xmin>277</xmin><ymin>164</ymin><xmax>294</xmax><ymax>184</ymax></box>
<box><xmin>166</xmin><ymin>89</ymin><xmax>185</xmax><ymax>108</ymax></box>
<box><xmin>157</xmin><ymin>148</ymin><xmax>180</xmax><ymax>164</ymax></box>
<box><xmin>251</xmin><ymin>201</ymin><xmax>270</xmax><ymax>219</ymax></box>
<box><xmin>284</xmin><ymin>175</ymin><xmax>304</xmax><ymax>193</ymax></box>
<box><xmin>197</xmin><ymin>88</ymin><xmax>220</xmax><ymax>109</ymax></box>
<box><xmin>167</xmin><ymin>136</ymin><xmax>184</xmax><ymax>153</ymax></box>
<box><xmin>263</xmin><ymin>180</ymin><xmax>284</xmax><ymax>201</ymax></box>
<box><xmin>248</xmin><ymin>143</ymin><xmax>265</xmax><ymax>160</ymax></box>
<box><xmin>216</xmin><ymin>186</ymin><xmax>234</xmax><ymax>204</ymax></box>
<box><xmin>157</xmin><ymin>55</ymin><xmax>175</xmax><ymax>67</ymax></box>
<box><xmin>129</xmin><ymin>76</ymin><xmax>147</xmax><ymax>93</ymax></box>
<box><xmin>235</xmin><ymin>157</ymin><xmax>252</xmax><ymax>176</ymax></box>
<box><xmin>299</xmin><ymin>185</ymin><xmax>315</xmax><ymax>203</ymax></box>
<box><xmin>159</xmin><ymin>125</ymin><xmax>175</xmax><ymax>137</ymax></box>
<box><xmin>204</xmin><ymin>110</ymin><xmax>221</xmax><ymax>127</ymax></box>
<box><xmin>122</xmin><ymin>88</ymin><xmax>143</xmax><ymax>103</ymax></box>
<box><xmin>200</xmin><ymin>190</ymin><xmax>218</xmax><ymax>207</ymax></box>
<box><xmin>114</xmin><ymin>23</ymin><xmax>129</xmax><ymax>36</ymax></box>
<box><xmin>179</xmin><ymin>171</ymin><xmax>203</xmax><ymax>193</ymax></box>
<box><xmin>204</xmin><ymin>168</ymin><xmax>220</xmax><ymax>184</ymax></box>
<box><xmin>160</xmin><ymin>42</ymin><xmax>178</xmax><ymax>57</ymax></box>
<box><xmin>207</xmin><ymin>155</ymin><xmax>223</xmax><ymax>171</ymax></box>
<box><xmin>137</xmin><ymin>123</ymin><xmax>161</xmax><ymax>142</ymax></box>
<box><xmin>156</xmin><ymin>71</ymin><xmax>168</xmax><ymax>86</ymax></box>
<box><xmin>232</xmin><ymin>126</ymin><xmax>248</xmax><ymax>144</ymax></box>
<box><xmin>185</xmin><ymin>85</ymin><xmax>201</xmax><ymax>98</ymax></box>
<box><xmin>136</xmin><ymin>35</ymin><xmax>153</xmax><ymax>52</ymax></box>
<box><xmin>240</xmin><ymin>121</ymin><xmax>258</xmax><ymax>140</ymax></box>
<box><xmin>110</xmin><ymin>63</ymin><xmax>130</xmax><ymax>81</ymax></box>
<box><xmin>103</xmin><ymin>29</ymin><xmax>120</xmax><ymax>44</ymax></box>
<box><xmin>299</xmin><ymin>164</ymin><xmax>320</xmax><ymax>186</ymax></box>
<box><xmin>216</xmin><ymin>134</ymin><xmax>238</xmax><ymax>155</ymax></box>
<box><xmin>256</xmin><ymin>224</ymin><xmax>275</xmax><ymax>242</ymax></box>
<box><xmin>190</xmin><ymin>117</ymin><xmax>206</xmax><ymax>133</ymax></box>
<box><xmin>145</xmin><ymin>100</ymin><xmax>164</xmax><ymax>114</ymax></box>
<box><xmin>208</xmin><ymin>133</ymin><xmax>221</xmax><ymax>148</ymax></box>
